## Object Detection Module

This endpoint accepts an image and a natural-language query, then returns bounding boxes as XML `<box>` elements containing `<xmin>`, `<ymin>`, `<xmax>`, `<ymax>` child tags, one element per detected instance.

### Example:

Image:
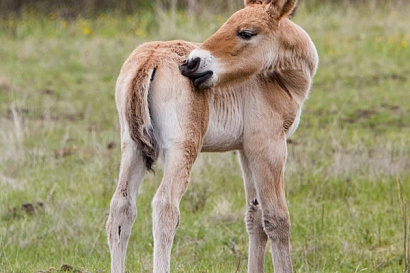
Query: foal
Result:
<box><xmin>106</xmin><ymin>0</ymin><xmax>318</xmax><ymax>272</ymax></box>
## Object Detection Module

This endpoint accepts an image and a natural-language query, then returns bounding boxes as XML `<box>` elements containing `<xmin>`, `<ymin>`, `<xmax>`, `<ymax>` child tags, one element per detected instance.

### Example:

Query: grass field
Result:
<box><xmin>0</xmin><ymin>1</ymin><xmax>409</xmax><ymax>272</ymax></box>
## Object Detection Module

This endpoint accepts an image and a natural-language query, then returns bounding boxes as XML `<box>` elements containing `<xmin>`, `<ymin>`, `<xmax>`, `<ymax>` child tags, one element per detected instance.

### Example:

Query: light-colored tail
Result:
<box><xmin>125</xmin><ymin>64</ymin><xmax>158</xmax><ymax>170</ymax></box>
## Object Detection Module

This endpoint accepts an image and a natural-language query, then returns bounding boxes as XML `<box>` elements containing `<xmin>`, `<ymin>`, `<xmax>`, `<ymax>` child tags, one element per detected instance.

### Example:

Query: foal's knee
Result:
<box><xmin>107</xmin><ymin>196</ymin><xmax>137</xmax><ymax>245</ymax></box>
<box><xmin>262</xmin><ymin>210</ymin><xmax>290</xmax><ymax>241</ymax></box>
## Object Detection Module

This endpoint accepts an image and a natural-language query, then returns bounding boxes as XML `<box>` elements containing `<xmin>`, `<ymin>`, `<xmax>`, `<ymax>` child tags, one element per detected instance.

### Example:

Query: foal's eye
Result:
<box><xmin>237</xmin><ymin>30</ymin><xmax>257</xmax><ymax>40</ymax></box>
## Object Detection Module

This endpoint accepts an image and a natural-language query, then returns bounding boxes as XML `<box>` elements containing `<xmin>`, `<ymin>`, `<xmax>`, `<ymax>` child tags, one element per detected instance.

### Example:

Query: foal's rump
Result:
<box><xmin>116</xmin><ymin>40</ymin><xmax>209</xmax><ymax>168</ymax></box>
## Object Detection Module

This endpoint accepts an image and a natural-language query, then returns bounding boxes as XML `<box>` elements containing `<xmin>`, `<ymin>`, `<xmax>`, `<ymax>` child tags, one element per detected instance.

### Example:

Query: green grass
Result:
<box><xmin>0</xmin><ymin>2</ymin><xmax>409</xmax><ymax>272</ymax></box>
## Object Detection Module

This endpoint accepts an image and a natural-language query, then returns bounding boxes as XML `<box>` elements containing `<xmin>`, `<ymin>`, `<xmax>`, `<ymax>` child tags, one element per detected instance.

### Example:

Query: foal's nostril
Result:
<box><xmin>186</xmin><ymin>57</ymin><xmax>200</xmax><ymax>71</ymax></box>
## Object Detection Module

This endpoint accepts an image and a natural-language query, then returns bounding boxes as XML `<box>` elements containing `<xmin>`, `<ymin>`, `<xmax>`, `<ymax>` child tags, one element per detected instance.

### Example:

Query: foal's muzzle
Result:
<box><xmin>179</xmin><ymin>57</ymin><xmax>213</xmax><ymax>89</ymax></box>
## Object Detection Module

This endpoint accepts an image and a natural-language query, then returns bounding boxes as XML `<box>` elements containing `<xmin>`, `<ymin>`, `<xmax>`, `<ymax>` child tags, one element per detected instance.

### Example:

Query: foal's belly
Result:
<box><xmin>201</xmin><ymin>89</ymin><xmax>244</xmax><ymax>152</ymax></box>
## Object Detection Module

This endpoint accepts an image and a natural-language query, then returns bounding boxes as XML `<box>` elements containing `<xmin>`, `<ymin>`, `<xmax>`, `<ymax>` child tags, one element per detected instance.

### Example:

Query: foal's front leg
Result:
<box><xmin>245</xmin><ymin>135</ymin><xmax>293</xmax><ymax>273</ymax></box>
<box><xmin>152</xmin><ymin>143</ymin><xmax>199</xmax><ymax>273</ymax></box>
<box><xmin>239</xmin><ymin>151</ymin><xmax>268</xmax><ymax>273</ymax></box>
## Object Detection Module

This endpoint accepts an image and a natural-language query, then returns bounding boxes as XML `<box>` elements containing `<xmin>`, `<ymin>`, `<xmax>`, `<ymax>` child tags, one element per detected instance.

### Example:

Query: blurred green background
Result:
<box><xmin>0</xmin><ymin>0</ymin><xmax>409</xmax><ymax>272</ymax></box>
<box><xmin>0</xmin><ymin>0</ymin><xmax>407</xmax><ymax>17</ymax></box>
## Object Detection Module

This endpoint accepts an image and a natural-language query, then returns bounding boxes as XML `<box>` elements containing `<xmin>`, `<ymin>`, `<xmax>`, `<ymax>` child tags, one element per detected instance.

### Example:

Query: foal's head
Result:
<box><xmin>180</xmin><ymin>0</ymin><xmax>306</xmax><ymax>89</ymax></box>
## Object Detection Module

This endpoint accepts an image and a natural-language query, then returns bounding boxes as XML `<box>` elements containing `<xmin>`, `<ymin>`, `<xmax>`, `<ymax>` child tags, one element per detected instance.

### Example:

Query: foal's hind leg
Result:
<box><xmin>106</xmin><ymin>130</ymin><xmax>146</xmax><ymax>273</ymax></box>
<box><xmin>239</xmin><ymin>151</ymin><xmax>268</xmax><ymax>273</ymax></box>
<box><xmin>244</xmin><ymin>135</ymin><xmax>293</xmax><ymax>273</ymax></box>
<box><xmin>152</xmin><ymin>142</ymin><xmax>200</xmax><ymax>273</ymax></box>
<box><xmin>147</xmin><ymin>63</ymin><xmax>208</xmax><ymax>273</ymax></box>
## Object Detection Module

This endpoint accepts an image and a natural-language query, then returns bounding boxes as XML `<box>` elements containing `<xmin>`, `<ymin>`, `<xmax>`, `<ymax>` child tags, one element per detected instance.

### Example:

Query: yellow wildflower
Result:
<box><xmin>83</xmin><ymin>26</ymin><xmax>92</xmax><ymax>36</ymax></box>
<box><xmin>327</xmin><ymin>48</ymin><xmax>334</xmax><ymax>56</ymax></box>
<box><xmin>135</xmin><ymin>28</ymin><xmax>147</xmax><ymax>38</ymax></box>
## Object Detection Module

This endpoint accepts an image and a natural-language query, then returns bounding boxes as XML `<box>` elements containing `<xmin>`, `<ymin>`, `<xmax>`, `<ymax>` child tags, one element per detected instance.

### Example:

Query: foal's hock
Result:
<box><xmin>106</xmin><ymin>0</ymin><xmax>318</xmax><ymax>272</ymax></box>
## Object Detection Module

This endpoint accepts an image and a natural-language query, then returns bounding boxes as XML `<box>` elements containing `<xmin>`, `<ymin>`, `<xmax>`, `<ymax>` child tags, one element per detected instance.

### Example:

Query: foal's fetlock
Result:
<box><xmin>262</xmin><ymin>213</ymin><xmax>290</xmax><ymax>241</ymax></box>
<box><xmin>245</xmin><ymin>201</ymin><xmax>264</xmax><ymax>235</ymax></box>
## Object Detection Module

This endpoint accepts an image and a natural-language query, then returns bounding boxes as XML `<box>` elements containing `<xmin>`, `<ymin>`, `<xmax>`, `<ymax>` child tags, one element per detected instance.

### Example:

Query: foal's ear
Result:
<box><xmin>267</xmin><ymin>0</ymin><xmax>298</xmax><ymax>20</ymax></box>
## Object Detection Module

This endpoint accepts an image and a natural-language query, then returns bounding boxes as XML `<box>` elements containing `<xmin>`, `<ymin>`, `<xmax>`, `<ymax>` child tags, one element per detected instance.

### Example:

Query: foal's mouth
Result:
<box><xmin>180</xmin><ymin>68</ymin><xmax>213</xmax><ymax>89</ymax></box>
<box><xmin>191</xmin><ymin>71</ymin><xmax>213</xmax><ymax>89</ymax></box>
<box><xmin>179</xmin><ymin>58</ymin><xmax>213</xmax><ymax>89</ymax></box>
